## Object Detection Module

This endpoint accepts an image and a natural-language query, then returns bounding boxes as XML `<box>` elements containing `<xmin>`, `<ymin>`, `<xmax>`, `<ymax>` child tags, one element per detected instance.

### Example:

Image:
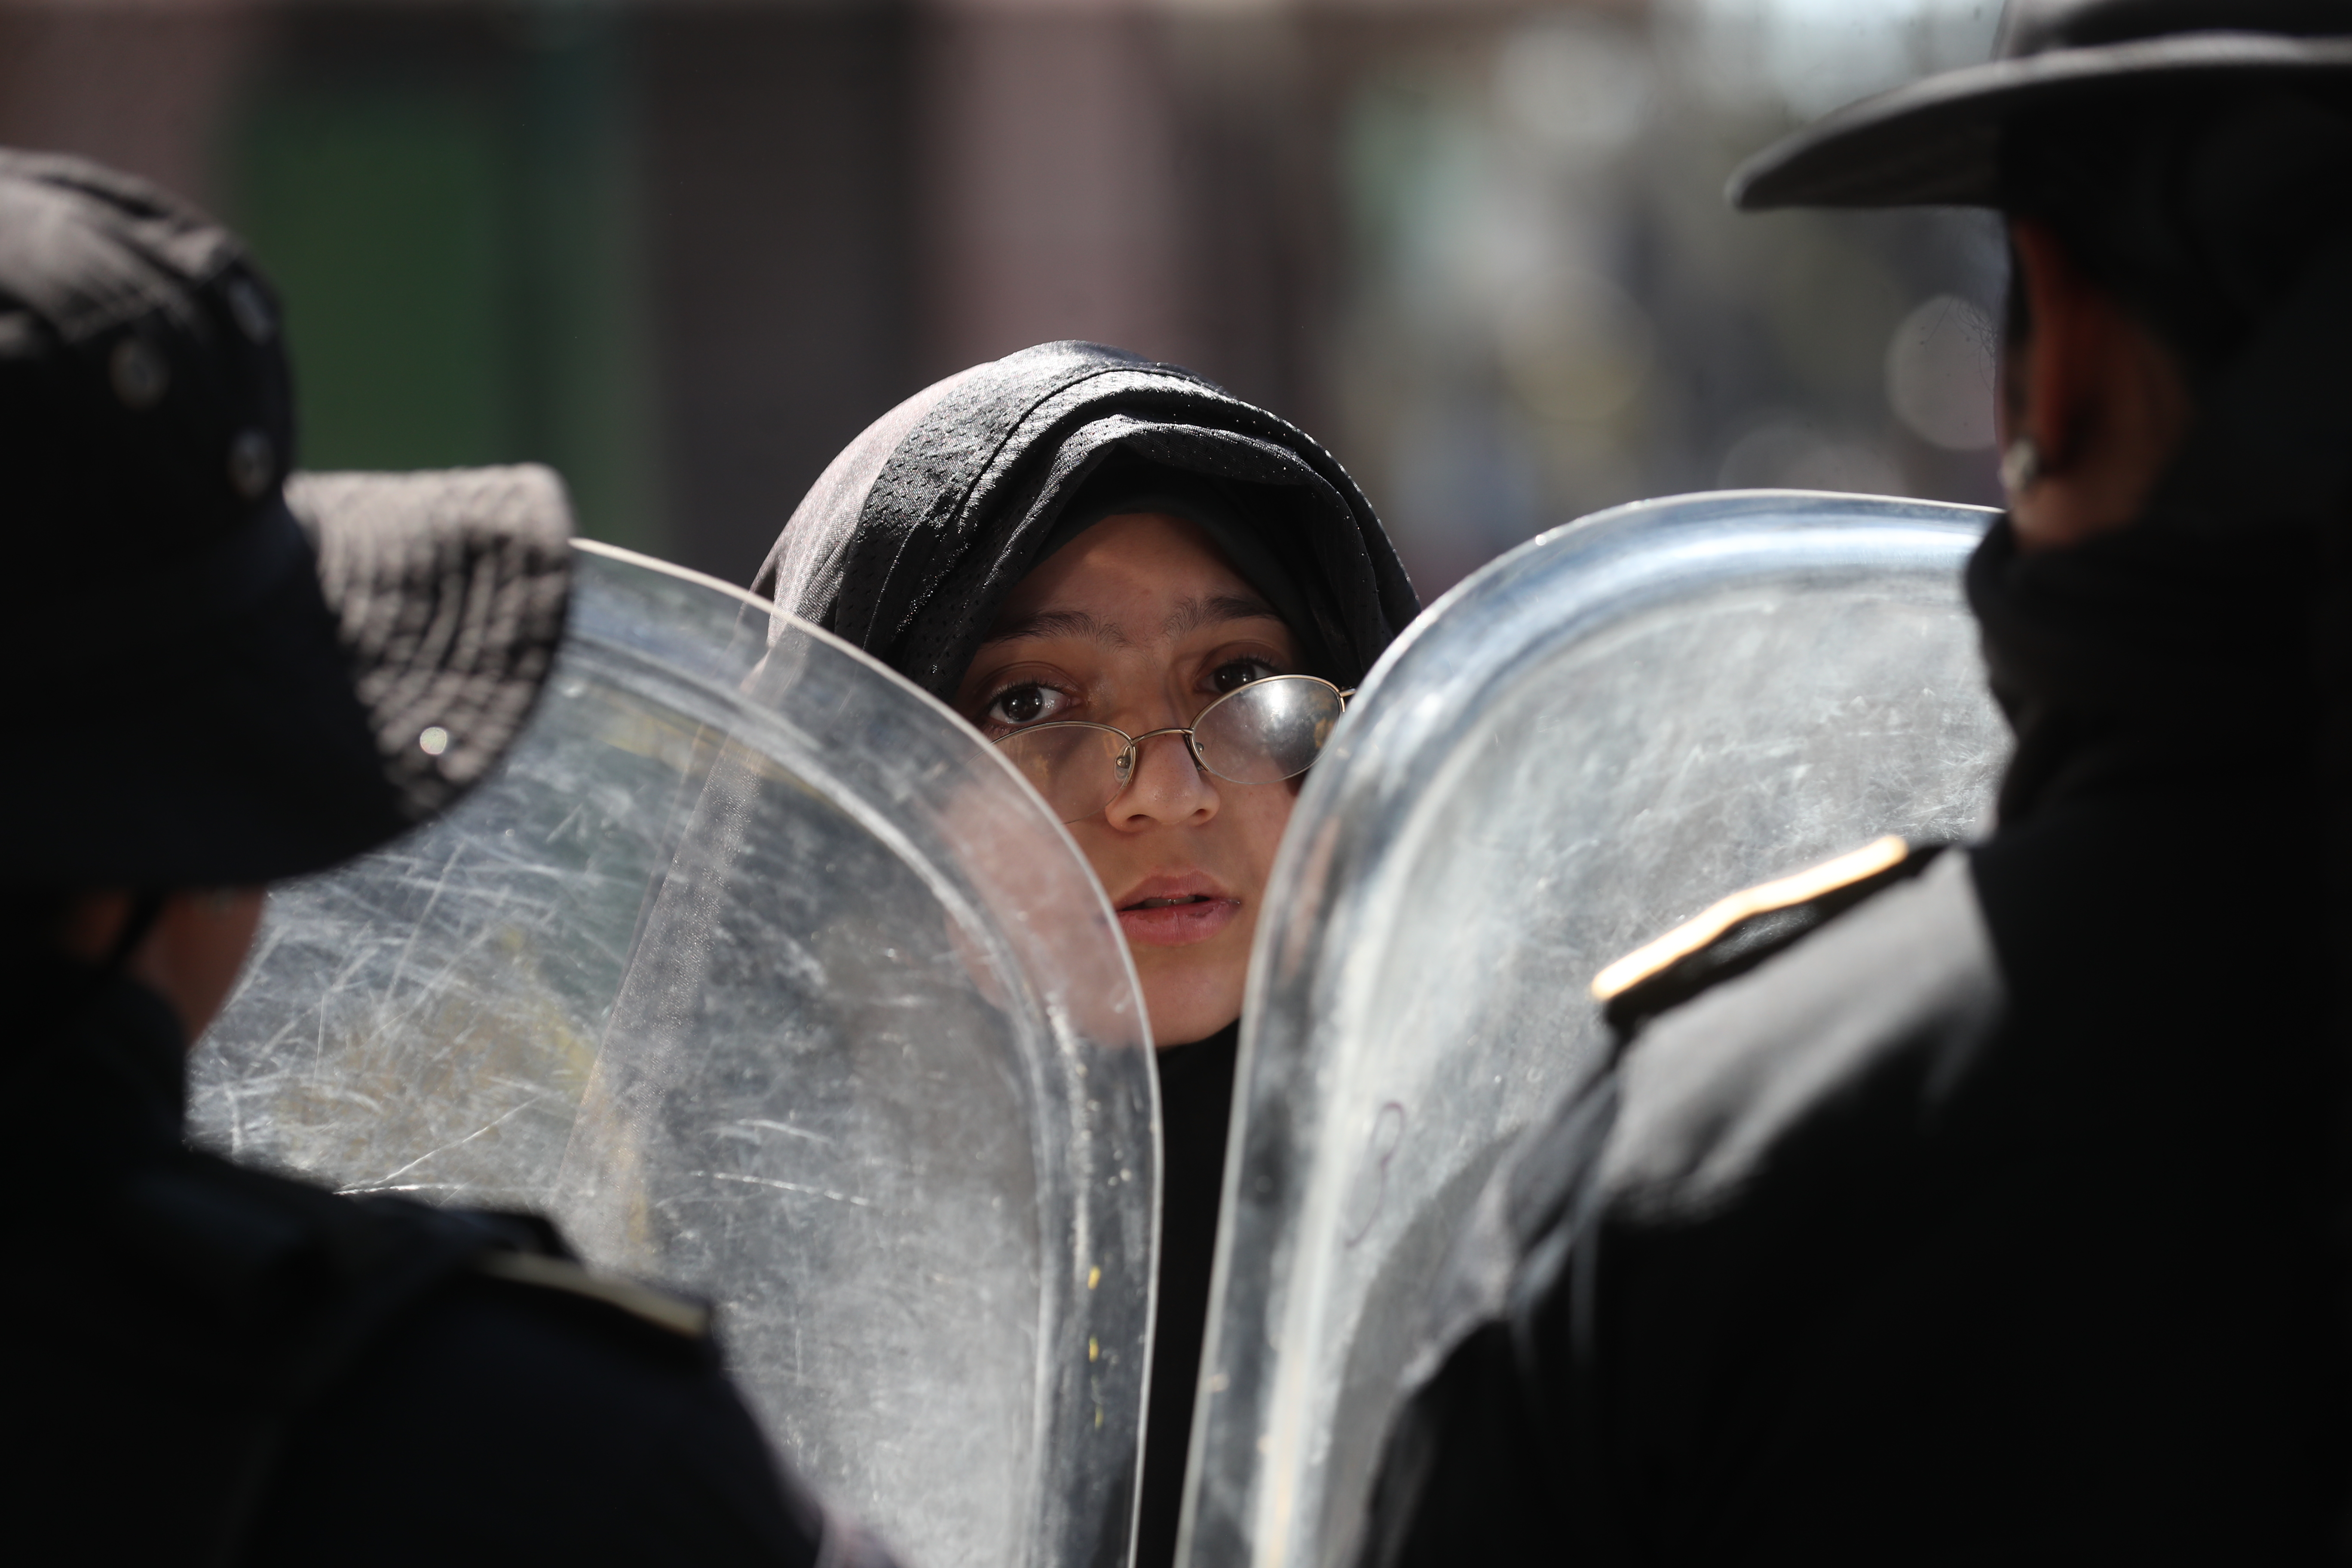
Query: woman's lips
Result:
<box><xmin>1117</xmin><ymin>894</ymin><xmax>1240</xmax><ymax>946</ymax></box>
<box><xmin>1114</xmin><ymin>877</ymin><xmax>1240</xmax><ymax>947</ymax></box>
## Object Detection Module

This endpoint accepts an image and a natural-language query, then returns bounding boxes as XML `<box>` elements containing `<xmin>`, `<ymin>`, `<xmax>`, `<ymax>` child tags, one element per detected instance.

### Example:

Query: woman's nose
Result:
<box><xmin>1108</xmin><ymin>730</ymin><xmax>1216</xmax><ymax>829</ymax></box>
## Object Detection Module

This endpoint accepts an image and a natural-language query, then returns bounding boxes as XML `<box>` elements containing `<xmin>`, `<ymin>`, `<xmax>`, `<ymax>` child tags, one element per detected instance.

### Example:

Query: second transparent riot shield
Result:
<box><xmin>192</xmin><ymin>542</ymin><xmax>1156</xmax><ymax>1568</ymax></box>
<box><xmin>1180</xmin><ymin>491</ymin><xmax>2008</xmax><ymax>1568</ymax></box>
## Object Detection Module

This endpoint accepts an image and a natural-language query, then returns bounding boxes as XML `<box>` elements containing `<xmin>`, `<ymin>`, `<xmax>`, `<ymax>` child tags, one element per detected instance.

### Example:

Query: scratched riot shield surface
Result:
<box><xmin>191</xmin><ymin>542</ymin><xmax>1157</xmax><ymax>1568</ymax></box>
<box><xmin>1179</xmin><ymin>491</ymin><xmax>2008</xmax><ymax>1568</ymax></box>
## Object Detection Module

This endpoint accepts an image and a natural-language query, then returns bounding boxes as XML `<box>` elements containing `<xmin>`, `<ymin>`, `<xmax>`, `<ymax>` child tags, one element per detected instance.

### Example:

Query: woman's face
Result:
<box><xmin>955</xmin><ymin>511</ymin><xmax>1305</xmax><ymax>1048</ymax></box>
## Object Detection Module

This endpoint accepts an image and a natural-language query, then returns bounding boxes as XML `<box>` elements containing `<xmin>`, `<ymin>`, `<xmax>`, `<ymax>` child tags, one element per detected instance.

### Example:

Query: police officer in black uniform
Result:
<box><xmin>0</xmin><ymin>151</ymin><xmax>891</xmax><ymax>1565</ymax></box>
<box><xmin>1357</xmin><ymin>2</ymin><xmax>2352</xmax><ymax>1560</ymax></box>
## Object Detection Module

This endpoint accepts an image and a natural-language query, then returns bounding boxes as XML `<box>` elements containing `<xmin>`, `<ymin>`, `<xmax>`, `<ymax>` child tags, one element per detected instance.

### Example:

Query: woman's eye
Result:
<box><xmin>986</xmin><ymin>683</ymin><xmax>1065</xmax><ymax>728</ymax></box>
<box><xmin>1209</xmin><ymin>658</ymin><xmax>1280</xmax><ymax>696</ymax></box>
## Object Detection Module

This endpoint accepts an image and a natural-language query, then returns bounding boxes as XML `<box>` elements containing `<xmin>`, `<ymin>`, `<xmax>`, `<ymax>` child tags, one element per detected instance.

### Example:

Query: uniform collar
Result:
<box><xmin>1967</xmin><ymin>511</ymin><xmax>2320</xmax><ymax>824</ymax></box>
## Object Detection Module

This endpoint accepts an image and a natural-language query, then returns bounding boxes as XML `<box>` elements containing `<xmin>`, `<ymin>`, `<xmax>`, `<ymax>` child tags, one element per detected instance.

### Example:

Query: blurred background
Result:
<box><xmin>0</xmin><ymin>0</ymin><xmax>2006</xmax><ymax>595</ymax></box>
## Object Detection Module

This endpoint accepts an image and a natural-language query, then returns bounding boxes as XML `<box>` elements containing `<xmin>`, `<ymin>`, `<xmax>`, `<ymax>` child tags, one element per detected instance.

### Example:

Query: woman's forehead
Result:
<box><xmin>984</xmin><ymin>592</ymin><xmax>1286</xmax><ymax>654</ymax></box>
<box><xmin>989</xmin><ymin>511</ymin><xmax>1284</xmax><ymax>643</ymax></box>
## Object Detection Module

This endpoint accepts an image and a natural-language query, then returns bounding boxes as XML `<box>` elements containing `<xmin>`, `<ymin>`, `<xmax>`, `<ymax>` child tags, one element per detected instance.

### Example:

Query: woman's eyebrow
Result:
<box><xmin>982</xmin><ymin>593</ymin><xmax>1280</xmax><ymax>648</ymax></box>
<box><xmin>1164</xmin><ymin>592</ymin><xmax>1282</xmax><ymax>640</ymax></box>
<box><xmin>982</xmin><ymin>608</ymin><xmax>1130</xmax><ymax>647</ymax></box>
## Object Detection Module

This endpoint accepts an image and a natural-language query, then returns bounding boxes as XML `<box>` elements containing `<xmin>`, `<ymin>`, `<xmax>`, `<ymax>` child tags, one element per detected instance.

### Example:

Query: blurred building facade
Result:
<box><xmin>0</xmin><ymin>0</ymin><xmax>2004</xmax><ymax>592</ymax></box>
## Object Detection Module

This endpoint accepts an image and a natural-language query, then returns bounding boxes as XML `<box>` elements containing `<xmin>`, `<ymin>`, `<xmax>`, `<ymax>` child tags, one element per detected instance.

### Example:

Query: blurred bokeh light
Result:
<box><xmin>0</xmin><ymin>0</ymin><xmax>2005</xmax><ymax>594</ymax></box>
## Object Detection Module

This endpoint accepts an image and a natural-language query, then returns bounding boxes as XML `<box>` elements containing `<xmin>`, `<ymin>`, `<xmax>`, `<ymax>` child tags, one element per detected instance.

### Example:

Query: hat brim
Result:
<box><xmin>12</xmin><ymin>465</ymin><xmax>571</xmax><ymax>886</ymax></box>
<box><xmin>1730</xmin><ymin>32</ymin><xmax>2352</xmax><ymax>211</ymax></box>
<box><xmin>291</xmin><ymin>466</ymin><xmax>573</xmax><ymax>837</ymax></box>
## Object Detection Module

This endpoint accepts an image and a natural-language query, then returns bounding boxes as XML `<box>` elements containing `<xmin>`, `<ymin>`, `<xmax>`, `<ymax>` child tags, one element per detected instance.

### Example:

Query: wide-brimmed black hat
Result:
<box><xmin>1732</xmin><ymin>0</ymin><xmax>2352</xmax><ymax>211</ymax></box>
<box><xmin>2</xmin><ymin>150</ymin><xmax>572</xmax><ymax>887</ymax></box>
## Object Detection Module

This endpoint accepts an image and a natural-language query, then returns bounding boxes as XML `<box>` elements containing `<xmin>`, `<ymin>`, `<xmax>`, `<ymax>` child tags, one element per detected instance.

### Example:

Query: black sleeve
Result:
<box><xmin>244</xmin><ymin>1272</ymin><xmax>871</xmax><ymax>1567</ymax></box>
<box><xmin>1353</xmin><ymin>1069</ymin><xmax>1629</xmax><ymax>1568</ymax></box>
<box><xmin>1357</xmin><ymin>1314</ymin><xmax>1568</xmax><ymax>1568</ymax></box>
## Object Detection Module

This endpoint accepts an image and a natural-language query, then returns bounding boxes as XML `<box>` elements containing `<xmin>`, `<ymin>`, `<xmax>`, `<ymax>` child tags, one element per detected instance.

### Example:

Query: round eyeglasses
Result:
<box><xmin>992</xmin><ymin>674</ymin><xmax>1353</xmax><ymax>824</ymax></box>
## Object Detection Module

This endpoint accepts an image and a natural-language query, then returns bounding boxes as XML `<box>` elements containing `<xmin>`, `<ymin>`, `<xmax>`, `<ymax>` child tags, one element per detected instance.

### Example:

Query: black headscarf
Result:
<box><xmin>751</xmin><ymin>341</ymin><xmax>1418</xmax><ymax>697</ymax></box>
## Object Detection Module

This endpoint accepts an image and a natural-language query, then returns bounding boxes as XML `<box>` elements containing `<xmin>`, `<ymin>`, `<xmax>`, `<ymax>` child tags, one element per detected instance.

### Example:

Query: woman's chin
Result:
<box><xmin>1128</xmin><ymin>908</ymin><xmax>1251</xmax><ymax>1048</ymax></box>
<box><xmin>1150</xmin><ymin>1018</ymin><xmax>1241</xmax><ymax>1051</ymax></box>
<box><xmin>1138</xmin><ymin>968</ymin><xmax>1246</xmax><ymax>1050</ymax></box>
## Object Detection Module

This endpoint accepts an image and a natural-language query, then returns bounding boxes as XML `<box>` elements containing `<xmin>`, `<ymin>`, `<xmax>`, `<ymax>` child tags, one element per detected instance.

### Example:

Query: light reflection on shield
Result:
<box><xmin>191</xmin><ymin>541</ymin><xmax>1156</xmax><ymax>1568</ymax></box>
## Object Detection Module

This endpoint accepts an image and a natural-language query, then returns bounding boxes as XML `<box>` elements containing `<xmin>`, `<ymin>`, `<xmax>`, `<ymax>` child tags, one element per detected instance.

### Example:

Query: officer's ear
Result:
<box><xmin>2007</xmin><ymin>218</ymin><xmax>2103</xmax><ymax>470</ymax></box>
<box><xmin>2000</xmin><ymin>215</ymin><xmax>2195</xmax><ymax>551</ymax></box>
<box><xmin>130</xmin><ymin>890</ymin><xmax>269</xmax><ymax>1044</ymax></box>
<box><xmin>55</xmin><ymin>888</ymin><xmax>267</xmax><ymax>1043</ymax></box>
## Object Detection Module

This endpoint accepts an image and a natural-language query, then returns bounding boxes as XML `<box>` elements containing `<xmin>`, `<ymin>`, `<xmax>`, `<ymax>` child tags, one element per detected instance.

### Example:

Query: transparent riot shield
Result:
<box><xmin>1179</xmin><ymin>491</ymin><xmax>2009</xmax><ymax>1568</ymax></box>
<box><xmin>191</xmin><ymin>541</ymin><xmax>1157</xmax><ymax>1568</ymax></box>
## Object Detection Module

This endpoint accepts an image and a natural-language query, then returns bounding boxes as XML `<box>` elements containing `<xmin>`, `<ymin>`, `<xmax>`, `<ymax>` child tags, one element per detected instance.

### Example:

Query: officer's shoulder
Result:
<box><xmin>467</xmin><ymin>1247</ymin><xmax>712</xmax><ymax>1341</ymax></box>
<box><xmin>111</xmin><ymin>1152</ymin><xmax>707</xmax><ymax>1350</ymax></box>
<box><xmin>346</xmin><ymin>1191</ymin><xmax>717</xmax><ymax>1351</ymax></box>
<box><xmin>1592</xmin><ymin>839</ymin><xmax>2005</xmax><ymax>1214</ymax></box>
<box><xmin>1483</xmin><ymin>840</ymin><xmax>1966</xmax><ymax>1249</ymax></box>
<box><xmin>1592</xmin><ymin>836</ymin><xmax>1947</xmax><ymax>1041</ymax></box>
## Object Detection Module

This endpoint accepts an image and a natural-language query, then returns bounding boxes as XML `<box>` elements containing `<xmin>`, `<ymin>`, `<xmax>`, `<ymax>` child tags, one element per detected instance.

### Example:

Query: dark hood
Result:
<box><xmin>751</xmin><ymin>341</ymin><xmax>1419</xmax><ymax>698</ymax></box>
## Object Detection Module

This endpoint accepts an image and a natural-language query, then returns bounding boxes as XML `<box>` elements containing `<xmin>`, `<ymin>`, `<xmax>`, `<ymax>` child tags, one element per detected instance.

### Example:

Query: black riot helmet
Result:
<box><xmin>0</xmin><ymin>150</ymin><xmax>572</xmax><ymax>888</ymax></box>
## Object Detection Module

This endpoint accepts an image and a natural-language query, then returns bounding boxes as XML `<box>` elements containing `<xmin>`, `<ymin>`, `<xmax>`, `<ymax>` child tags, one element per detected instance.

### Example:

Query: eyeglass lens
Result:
<box><xmin>996</xmin><ymin>723</ymin><xmax>1132</xmax><ymax>824</ymax></box>
<box><xmin>994</xmin><ymin>675</ymin><xmax>1346</xmax><ymax>824</ymax></box>
<box><xmin>1192</xmin><ymin>674</ymin><xmax>1342</xmax><ymax>783</ymax></box>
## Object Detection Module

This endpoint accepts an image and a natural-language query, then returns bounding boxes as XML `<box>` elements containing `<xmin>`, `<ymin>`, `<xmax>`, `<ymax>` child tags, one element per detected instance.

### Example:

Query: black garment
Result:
<box><xmin>1138</xmin><ymin>1024</ymin><xmax>1241</xmax><ymax>1568</ymax></box>
<box><xmin>1357</xmin><ymin>511</ymin><xmax>2342</xmax><ymax>1562</ymax></box>
<box><xmin>6</xmin><ymin>971</ymin><xmax>875</xmax><ymax>1566</ymax></box>
<box><xmin>751</xmin><ymin>341</ymin><xmax>1417</xmax><ymax>698</ymax></box>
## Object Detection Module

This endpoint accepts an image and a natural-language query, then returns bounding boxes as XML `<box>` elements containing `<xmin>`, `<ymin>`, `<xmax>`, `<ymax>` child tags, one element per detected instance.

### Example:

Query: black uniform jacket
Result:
<box><xmin>1359</xmin><ymin>513</ymin><xmax>2341</xmax><ymax>1563</ymax></box>
<box><xmin>6</xmin><ymin>971</ymin><xmax>887</xmax><ymax>1566</ymax></box>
